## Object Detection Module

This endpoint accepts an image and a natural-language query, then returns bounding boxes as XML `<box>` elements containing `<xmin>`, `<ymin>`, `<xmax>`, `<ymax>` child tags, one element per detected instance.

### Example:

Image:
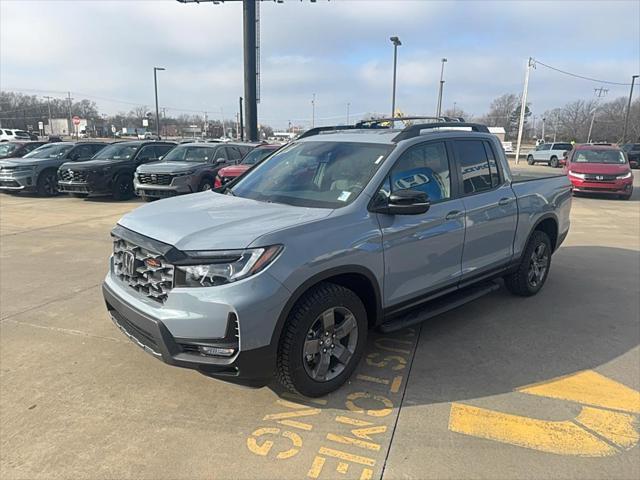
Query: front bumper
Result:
<box><xmin>102</xmin><ymin>266</ymin><xmax>291</xmax><ymax>387</ymax></box>
<box><xmin>134</xmin><ymin>176</ymin><xmax>195</xmax><ymax>198</ymax></box>
<box><xmin>58</xmin><ymin>177</ymin><xmax>112</xmax><ymax>195</ymax></box>
<box><xmin>570</xmin><ymin>178</ymin><xmax>633</xmax><ymax>195</ymax></box>
<box><xmin>0</xmin><ymin>170</ymin><xmax>36</xmax><ymax>191</ymax></box>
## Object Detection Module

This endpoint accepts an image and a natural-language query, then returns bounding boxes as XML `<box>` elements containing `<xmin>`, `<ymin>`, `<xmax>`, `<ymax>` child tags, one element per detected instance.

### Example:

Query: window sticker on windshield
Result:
<box><xmin>375</xmin><ymin>155</ymin><xmax>384</xmax><ymax>164</ymax></box>
<box><xmin>338</xmin><ymin>191</ymin><xmax>351</xmax><ymax>202</ymax></box>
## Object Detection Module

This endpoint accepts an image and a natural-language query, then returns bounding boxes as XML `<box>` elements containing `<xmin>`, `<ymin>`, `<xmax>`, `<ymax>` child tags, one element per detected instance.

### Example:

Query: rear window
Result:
<box><xmin>553</xmin><ymin>143</ymin><xmax>572</xmax><ymax>151</ymax></box>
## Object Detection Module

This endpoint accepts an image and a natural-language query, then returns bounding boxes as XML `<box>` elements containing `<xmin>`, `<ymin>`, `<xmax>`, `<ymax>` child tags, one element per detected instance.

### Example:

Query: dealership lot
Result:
<box><xmin>1</xmin><ymin>163</ymin><xmax>638</xmax><ymax>480</ymax></box>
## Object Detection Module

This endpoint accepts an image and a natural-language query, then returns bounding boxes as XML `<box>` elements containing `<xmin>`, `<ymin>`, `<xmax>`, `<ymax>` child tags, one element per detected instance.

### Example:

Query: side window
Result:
<box><xmin>540</xmin><ymin>144</ymin><xmax>551</xmax><ymax>151</ymax></box>
<box><xmin>136</xmin><ymin>145</ymin><xmax>157</xmax><ymax>161</ymax></box>
<box><xmin>237</xmin><ymin>146</ymin><xmax>252</xmax><ymax>157</ymax></box>
<box><xmin>388</xmin><ymin>141</ymin><xmax>451</xmax><ymax>203</ymax></box>
<box><xmin>154</xmin><ymin>145</ymin><xmax>173</xmax><ymax>158</ymax></box>
<box><xmin>483</xmin><ymin>142</ymin><xmax>501</xmax><ymax>188</ymax></box>
<box><xmin>455</xmin><ymin>140</ymin><xmax>493</xmax><ymax>195</ymax></box>
<box><xmin>215</xmin><ymin>147</ymin><xmax>229</xmax><ymax>161</ymax></box>
<box><xmin>23</xmin><ymin>143</ymin><xmax>41</xmax><ymax>153</ymax></box>
<box><xmin>69</xmin><ymin>144</ymin><xmax>92</xmax><ymax>160</ymax></box>
<box><xmin>226</xmin><ymin>146</ymin><xmax>242</xmax><ymax>162</ymax></box>
<box><xmin>91</xmin><ymin>144</ymin><xmax>106</xmax><ymax>155</ymax></box>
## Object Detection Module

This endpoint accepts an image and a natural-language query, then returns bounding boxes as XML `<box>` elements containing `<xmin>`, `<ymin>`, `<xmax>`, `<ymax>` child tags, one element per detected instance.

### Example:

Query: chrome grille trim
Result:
<box><xmin>112</xmin><ymin>236</ymin><xmax>174</xmax><ymax>303</ymax></box>
<box><xmin>59</xmin><ymin>169</ymin><xmax>87</xmax><ymax>182</ymax></box>
<box><xmin>137</xmin><ymin>173</ymin><xmax>174</xmax><ymax>185</ymax></box>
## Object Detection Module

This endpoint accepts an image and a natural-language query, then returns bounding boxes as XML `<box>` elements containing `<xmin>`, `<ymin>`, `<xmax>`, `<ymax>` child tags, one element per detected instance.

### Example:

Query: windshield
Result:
<box><xmin>0</xmin><ymin>143</ymin><xmax>19</xmax><ymax>156</ymax></box>
<box><xmin>621</xmin><ymin>144</ymin><xmax>639</xmax><ymax>152</ymax></box>
<box><xmin>240</xmin><ymin>147</ymin><xmax>277</xmax><ymax>166</ymax></box>
<box><xmin>162</xmin><ymin>145</ymin><xmax>214</xmax><ymax>162</ymax></box>
<box><xmin>93</xmin><ymin>143</ymin><xmax>139</xmax><ymax>160</ymax></box>
<box><xmin>574</xmin><ymin>149</ymin><xmax>627</xmax><ymax>164</ymax></box>
<box><xmin>23</xmin><ymin>143</ymin><xmax>73</xmax><ymax>159</ymax></box>
<box><xmin>231</xmin><ymin>141</ymin><xmax>394</xmax><ymax>208</ymax></box>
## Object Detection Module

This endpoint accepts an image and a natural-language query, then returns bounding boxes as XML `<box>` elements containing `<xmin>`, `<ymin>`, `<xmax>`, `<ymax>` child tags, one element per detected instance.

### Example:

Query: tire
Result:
<box><xmin>36</xmin><ymin>169</ymin><xmax>58</xmax><ymax>197</ymax></box>
<box><xmin>198</xmin><ymin>177</ymin><xmax>213</xmax><ymax>192</ymax></box>
<box><xmin>550</xmin><ymin>156</ymin><xmax>559</xmax><ymax>168</ymax></box>
<box><xmin>112</xmin><ymin>175</ymin><xmax>133</xmax><ymax>200</ymax></box>
<box><xmin>70</xmin><ymin>193</ymin><xmax>88</xmax><ymax>198</ymax></box>
<box><xmin>504</xmin><ymin>230</ymin><xmax>552</xmax><ymax>297</ymax></box>
<box><xmin>527</xmin><ymin>155</ymin><xmax>535</xmax><ymax>165</ymax></box>
<box><xmin>276</xmin><ymin>282</ymin><xmax>367</xmax><ymax>397</ymax></box>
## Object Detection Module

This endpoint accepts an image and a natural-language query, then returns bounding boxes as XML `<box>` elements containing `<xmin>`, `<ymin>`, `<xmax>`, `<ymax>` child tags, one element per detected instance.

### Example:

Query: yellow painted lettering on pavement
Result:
<box><xmin>520</xmin><ymin>370</ymin><xmax>640</xmax><ymax>414</ymax></box>
<box><xmin>448</xmin><ymin>403</ymin><xmax>617</xmax><ymax>457</ymax></box>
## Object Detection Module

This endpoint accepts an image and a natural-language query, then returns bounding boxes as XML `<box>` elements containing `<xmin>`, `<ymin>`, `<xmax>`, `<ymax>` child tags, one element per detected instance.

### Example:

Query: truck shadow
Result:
<box><xmin>271</xmin><ymin>245</ymin><xmax>639</xmax><ymax>407</ymax></box>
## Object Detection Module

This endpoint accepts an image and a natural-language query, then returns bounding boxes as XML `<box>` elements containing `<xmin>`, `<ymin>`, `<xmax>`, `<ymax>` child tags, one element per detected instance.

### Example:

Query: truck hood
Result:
<box><xmin>218</xmin><ymin>165</ymin><xmax>250</xmax><ymax>177</ymax></box>
<box><xmin>118</xmin><ymin>191</ymin><xmax>333</xmax><ymax>250</ymax></box>
<box><xmin>0</xmin><ymin>157</ymin><xmax>53</xmax><ymax>166</ymax></box>
<box><xmin>569</xmin><ymin>163</ymin><xmax>630</xmax><ymax>174</ymax></box>
<box><xmin>137</xmin><ymin>161</ymin><xmax>205</xmax><ymax>174</ymax></box>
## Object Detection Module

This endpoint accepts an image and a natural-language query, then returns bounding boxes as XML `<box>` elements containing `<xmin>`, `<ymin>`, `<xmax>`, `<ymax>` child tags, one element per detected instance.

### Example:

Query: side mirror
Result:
<box><xmin>158</xmin><ymin>156</ymin><xmax>163</xmax><ymax>161</ymax></box>
<box><xmin>563</xmin><ymin>151</ymin><xmax>569</xmax><ymax>158</ymax></box>
<box><xmin>373</xmin><ymin>189</ymin><xmax>430</xmax><ymax>215</ymax></box>
<box><xmin>216</xmin><ymin>158</ymin><xmax>226</xmax><ymax>164</ymax></box>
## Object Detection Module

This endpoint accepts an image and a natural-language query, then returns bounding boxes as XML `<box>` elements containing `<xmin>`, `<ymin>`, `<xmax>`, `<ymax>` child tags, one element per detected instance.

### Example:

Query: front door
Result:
<box><xmin>377</xmin><ymin>140</ymin><xmax>465</xmax><ymax>308</ymax></box>
<box><xmin>453</xmin><ymin>139</ymin><xmax>518</xmax><ymax>278</ymax></box>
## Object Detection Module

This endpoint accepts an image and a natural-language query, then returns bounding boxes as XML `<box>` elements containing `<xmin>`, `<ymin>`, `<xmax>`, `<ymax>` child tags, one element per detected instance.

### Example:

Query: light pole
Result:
<box><xmin>346</xmin><ymin>102</ymin><xmax>350</xmax><ymax>125</ymax></box>
<box><xmin>311</xmin><ymin>93</ymin><xmax>316</xmax><ymax>128</ymax></box>
<box><xmin>436</xmin><ymin>58</ymin><xmax>447</xmax><ymax>118</ymax></box>
<box><xmin>390</xmin><ymin>36</ymin><xmax>402</xmax><ymax>118</ymax></box>
<box><xmin>153</xmin><ymin>67</ymin><xmax>165</xmax><ymax>138</ymax></box>
<box><xmin>622</xmin><ymin>75</ymin><xmax>639</xmax><ymax>143</ymax></box>
<box><xmin>542</xmin><ymin>117</ymin><xmax>546</xmax><ymax>142</ymax></box>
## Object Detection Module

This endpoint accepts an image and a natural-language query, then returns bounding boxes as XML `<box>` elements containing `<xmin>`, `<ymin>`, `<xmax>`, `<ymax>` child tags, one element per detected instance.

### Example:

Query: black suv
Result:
<box><xmin>622</xmin><ymin>143</ymin><xmax>640</xmax><ymax>169</ymax></box>
<box><xmin>58</xmin><ymin>141</ymin><xmax>176</xmax><ymax>200</ymax></box>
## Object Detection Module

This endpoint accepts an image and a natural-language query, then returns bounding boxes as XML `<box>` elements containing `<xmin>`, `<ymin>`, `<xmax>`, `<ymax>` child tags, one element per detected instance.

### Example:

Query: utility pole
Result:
<box><xmin>239</xmin><ymin>96</ymin><xmax>244</xmax><ymax>141</ymax></box>
<box><xmin>622</xmin><ymin>75</ymin><xmax>639</xmax><ymax>143</ymax></box>
<box><xmin>153</xmin><ymin>67</ymin><xmax>165</xmax><ymax>139</ymax></box>
<box><xmin>311</xmin><ymin>93</ymin><xmax>316</xmax><ymax>128</ymax></box>
<box><xmin>390</xmin><ymin>36</ymin><xmax>402</xmax><ymax>118</ymax></box>
<box><xmin>346</xmin><ymin>102</ymin><xmax>350</xmax><ymax>125</ymax></box>
<box><xmin>221</xmin><ymin>107</ymin><xmax>226</xmax><ymax>138</ymax></box>
<box><xmin>204</xmin><ymin>111</ymin><xmax>208</xmax><ymax>139</ymax></box>
<box><xmin>553</xmin><ymin>113</ymin><xmax>558</xmax><ymax>143</ymax></box>
<box><xmin>541</xmin><ymin>117</ymin><xmax>546</xmax><ymax>142</ymax></box>
<box><xmin>514</xmin><ymin>57</ymin><xmax>534</xmax><ymax>165</ymax></box>
<box><xmin>67</xmin><ymin>91</ymin><xmax>73</xmax><ymax>137</ymax></box>
<box><xmin>44</xmin><ymin>96</ymin><xmax>53</xmax><ymax>135</ymax></box>
<box><xmin>588</xmin><ymin>87</ymin><xmax>608</xmax><ymax>143</ymax></box>
<box><xmin>243</xmin><ymin>0</ymin><xmax>258</xmax><ymax>141</ymax></box>
<box><xmin>436</xmin><ymin>58</ymin><xmax>447</xmax><ymax>118</ymax></box>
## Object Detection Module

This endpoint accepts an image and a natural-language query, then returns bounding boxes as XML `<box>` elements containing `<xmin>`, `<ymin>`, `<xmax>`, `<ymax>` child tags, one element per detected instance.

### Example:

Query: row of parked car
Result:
<box><xmin>526</xmin><ymin>141</ymin><xmax>637</xmax><ymax>200</ymax></box>
<box><xmin>0</xmin><ymin>139</ymin><xmax>279</xmax><ymax>199</ymax></box>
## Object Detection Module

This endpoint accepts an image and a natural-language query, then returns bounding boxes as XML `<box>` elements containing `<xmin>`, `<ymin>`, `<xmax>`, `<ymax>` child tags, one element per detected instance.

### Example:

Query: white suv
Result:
<box><xmin>526</xmin><ymin>142</ymin><xmax>573</xmax><ymax>168</ymax></box>
<box><xmin>0</xmin><ymin>129</ymin><xmax>30</xmax><ymax>142</ymax></box>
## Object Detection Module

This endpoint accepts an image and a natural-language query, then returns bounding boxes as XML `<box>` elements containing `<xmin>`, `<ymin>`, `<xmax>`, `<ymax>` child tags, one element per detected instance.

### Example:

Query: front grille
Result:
<box><xmin>59</xmin><ymin>169</ymin><xmax>87</xmax><ymax>182</ymax></box>
<box><xmin>584</xmin><ymin>174</ymin><xmax>616</xmax><ymax>182</ymax></box>
<box><xmin>137</xmin><ymin>173</ymin><xmax>174</xmax><ymax>185</ymax></box>
<box><xmin>112</xmin><ymin>237</ymin><xmax>174</xmax><ymax>303</ymax></box>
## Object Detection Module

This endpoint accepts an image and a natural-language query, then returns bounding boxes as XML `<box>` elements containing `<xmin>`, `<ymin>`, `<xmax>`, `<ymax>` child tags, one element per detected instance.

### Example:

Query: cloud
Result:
<box><xmin>1</xmin><ymin>0</ymin><xmax>638</xmax><ymax>128</ymax></box>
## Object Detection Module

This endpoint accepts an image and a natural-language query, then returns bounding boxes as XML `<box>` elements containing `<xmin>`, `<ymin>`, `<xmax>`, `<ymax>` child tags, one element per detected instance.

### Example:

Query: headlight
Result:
<box><xmin>175</xmin><ymin>170</ymin><xmax>196</xmax><ymax>177</ymax></box>
<box><xmin>13</xmin><ymin>165</ymin><xmax>34</xmax><ymax>172</ymax></box>
<box><xmin>175</xmin><ymin>245</ymin><xmax>282</xmax><ymax>287</ymax></box>
<box><xmin>568</xmin><ymin>171</ymin><xmax>586</xmax><ymax>179</ymax></box>
<box><xmin>616</xmin><ymin>171</ymin><xmax>632</xmax><ymax>180</ymax></box>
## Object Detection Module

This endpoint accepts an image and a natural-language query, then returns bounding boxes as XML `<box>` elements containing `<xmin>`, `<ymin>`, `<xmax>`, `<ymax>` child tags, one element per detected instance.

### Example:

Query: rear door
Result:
<box><xmin>378</xmin><ymin>140</ymin><xmax>466</xmax><ymax>307</ymax></box>
<box><xmin>535</xmin><ymin>143</ymin><xmax>551</xmax><ymax>161</ymax></box>
<box><xmin>454</xmin><ymin>139</ymin><xmax>517</xmax><ymax>279</ymax></box>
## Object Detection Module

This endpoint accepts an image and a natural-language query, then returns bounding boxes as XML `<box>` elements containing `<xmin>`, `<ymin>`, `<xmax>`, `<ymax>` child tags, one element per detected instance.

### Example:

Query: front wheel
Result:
<box><xmin>276</xmin><ymin>282</ymin><xmax>367</xmax><ymax>397</ymax></box>
<box><xmin>112</xmin><ymin>175</ymin><xmax>133</xmax><ymax>200</ymax></box>
<box><xmin>550</xmin><ymin>156</ymin><xmax>559</xmax><ymax>168</ymax></box>
<box><xmin>504</xmin><ymin>230</ymin><xmax>552</xmax><ymax>297</ymax></box>
<box><xmin>198</xmin><ymin>177</ymin><xmax>213</xmax><ymax>192</ymax></box>
<box><xmin>36</xmin><ymin>170</ymin><xmax>58</xmax><ymax>197</ymax></box>
<box><xmin>527</xmin><ymin>155</ymin><xmax>535</xmax><ymax>165</ymax></box>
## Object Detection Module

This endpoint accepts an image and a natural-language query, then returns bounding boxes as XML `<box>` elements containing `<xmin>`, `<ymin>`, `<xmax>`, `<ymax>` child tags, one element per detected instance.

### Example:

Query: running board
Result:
<box><xmin>379</xmin><ymin>281</ymin><xmax>501</xmax><ymax>333</ymax></box>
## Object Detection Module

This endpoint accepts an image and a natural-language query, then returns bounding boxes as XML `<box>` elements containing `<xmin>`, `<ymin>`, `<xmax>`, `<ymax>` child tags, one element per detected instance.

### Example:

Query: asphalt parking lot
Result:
<box><xmin>1</xmin><ymin>162</ymin><xmax>639</xmax><ymax>480</ymax></box>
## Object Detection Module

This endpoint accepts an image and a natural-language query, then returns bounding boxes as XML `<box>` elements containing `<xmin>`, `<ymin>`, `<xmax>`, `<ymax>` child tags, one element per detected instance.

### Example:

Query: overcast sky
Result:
<box><xmin>1</xmin><ymin>0</ymin><xmax>639</xmax><ymax>129</ymax></box>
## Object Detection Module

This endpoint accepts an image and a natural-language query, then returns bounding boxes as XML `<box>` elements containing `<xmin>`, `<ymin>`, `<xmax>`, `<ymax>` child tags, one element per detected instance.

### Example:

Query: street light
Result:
<box><xmin>436</xmin><ymin>58</ymin><xmax>447</xmax><ymax>118</ymax></box>
<box><xmin>153</xmin><ymin>67</ymin><xmax>165</xmax><ymax>138</ymax></box>
<box><xmin>390</xmin><ymin>36</ymin><xmax>402</xmax><ymax>118</ymax></box>
<box><xmin>622</xmin><ymin>74</ymin><xmax>639</xmax><ymax>143</ymax></box>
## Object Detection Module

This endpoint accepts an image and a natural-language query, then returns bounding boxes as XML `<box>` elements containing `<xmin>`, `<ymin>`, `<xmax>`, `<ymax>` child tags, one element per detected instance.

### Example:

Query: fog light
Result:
<box><xmin>198</xmin><ymin>345</ymin><xmax>235</xmax><ymax>357</ymax></box>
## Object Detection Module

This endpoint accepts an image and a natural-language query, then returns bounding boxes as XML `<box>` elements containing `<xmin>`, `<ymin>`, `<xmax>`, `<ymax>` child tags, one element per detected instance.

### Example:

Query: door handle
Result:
<box><xmin>498</xmin><ymin>197</ymin><xmax>513</xmax><ymax>206</ymax></box>
<box><xmin>445</xmin><ymin>210</ymin><xmax>464</xmax><ymax>220</ymax></box>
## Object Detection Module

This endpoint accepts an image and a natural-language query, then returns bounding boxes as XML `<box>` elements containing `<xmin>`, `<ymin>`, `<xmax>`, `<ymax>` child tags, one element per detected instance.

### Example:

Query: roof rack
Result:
<box><xmin>355</xmin><ymin>116</ymin><xmax>457</xmax><ymax>128</ymax></box>
<box><xmin>296</xmin><ymin>125</ymin><xmax>362</xmax><ymax>140</ymax></box>
<box><xmin>392</xmin><ymin>122</ymin><xmax>490</xmax><ymax>142</ymax></box>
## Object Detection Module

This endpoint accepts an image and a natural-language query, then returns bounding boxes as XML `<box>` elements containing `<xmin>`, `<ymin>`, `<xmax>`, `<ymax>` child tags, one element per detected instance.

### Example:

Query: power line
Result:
<box><xmin>533</xmin><ymin>59</ymin><xmax>633</xmax><ymax>86</ymax></box>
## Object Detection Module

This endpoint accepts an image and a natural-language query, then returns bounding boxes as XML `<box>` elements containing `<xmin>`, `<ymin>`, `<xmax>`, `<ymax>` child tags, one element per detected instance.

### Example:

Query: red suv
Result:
<box><xmin>563</xmin><ymin>144</ymin><xmax>633</xmax><ymax>200</ymax></box>
<box><xmin>214</xmin><ymin>144</ymin><xmax>280</xmax><ymax>188</ymax></box>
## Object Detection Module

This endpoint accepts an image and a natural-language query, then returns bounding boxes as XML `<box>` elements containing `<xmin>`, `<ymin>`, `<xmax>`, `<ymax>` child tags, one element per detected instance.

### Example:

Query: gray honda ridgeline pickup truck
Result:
<box><xmin>103</xmin><ymin>121</ymin><xmax>571</xmax><ymax>397</ymax></box>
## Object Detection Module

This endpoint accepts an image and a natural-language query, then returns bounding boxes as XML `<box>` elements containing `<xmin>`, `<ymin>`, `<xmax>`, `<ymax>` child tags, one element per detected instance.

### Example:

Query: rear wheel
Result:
<box><xmin>527</xmin><ymin>155</ymin><xmax>535</xmax><ymax>165</ymax></box>
<box><xmin>112</xmin><ymin>175</ymin><xmax>133</xmax><ymax>200</ymax></box>
<box><xmin>36</xmin><ymin>169</ymin><xmax>58</xmax><ymax>197</ymax></box>
<box><xmin>550</xmin><ymin>156</ymin><xmax>559</xmax><ymax>168</ymax></box>
<box><xmin>70</xmin><ymin>193</ymin><xmax>88</xmax><ymax>198</ymax></box>
<box><xmin>276</xmin><ymin>282</ymin><xmax>367</xmax><ymax>397</ymax></box>
<box><xmin>504</xmin><ymin>230</ymin><xmax>552</xmax><ymax>297</ymax></box>
<box><xmin>198</xmin><ymin>177</ymin><xmax>213</xmax><ymax>192</ymax></box>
